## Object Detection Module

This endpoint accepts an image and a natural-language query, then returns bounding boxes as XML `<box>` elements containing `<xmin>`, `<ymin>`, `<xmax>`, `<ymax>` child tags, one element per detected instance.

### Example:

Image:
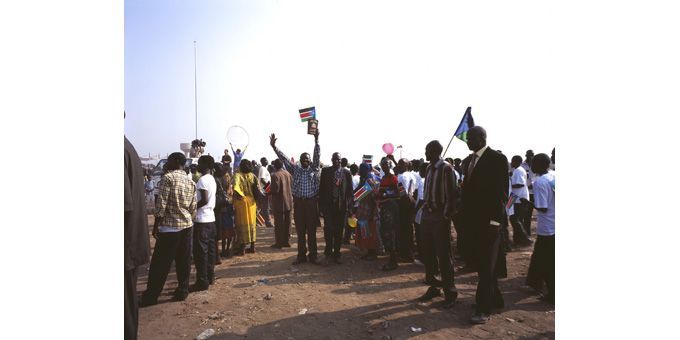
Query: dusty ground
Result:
<box><xmin>138</xmin><ymin>216</ymin><xmax>554</xmax><ymax>340</ymax></box>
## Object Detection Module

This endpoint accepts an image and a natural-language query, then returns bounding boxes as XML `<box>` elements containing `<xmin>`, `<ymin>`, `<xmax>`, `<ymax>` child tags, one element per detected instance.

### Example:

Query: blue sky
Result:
<box><xmin>124</xmin><ymin>0</ymin><xmax>557</xmax><ymax>164</ymax></box>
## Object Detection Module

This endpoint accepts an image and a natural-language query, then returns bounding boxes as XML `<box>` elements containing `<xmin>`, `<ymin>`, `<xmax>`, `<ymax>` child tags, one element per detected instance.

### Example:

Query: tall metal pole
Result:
<box><xmin>194</xmin><ymin>41</ymin><xmax>198</xmax><ymax>140</ymax></box>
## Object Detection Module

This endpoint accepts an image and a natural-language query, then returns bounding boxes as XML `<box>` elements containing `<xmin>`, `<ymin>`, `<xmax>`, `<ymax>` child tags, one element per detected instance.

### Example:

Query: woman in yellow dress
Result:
<box><xmin>232</xmin><ymin>159</ymin><xmax>259</xmax><ymax>255</ymax></box>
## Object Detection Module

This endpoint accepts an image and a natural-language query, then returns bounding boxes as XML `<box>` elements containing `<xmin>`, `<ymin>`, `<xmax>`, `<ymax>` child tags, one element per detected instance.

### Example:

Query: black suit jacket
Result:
<box><xmin>319</xmin><ymin>166</ymin><xmax>353</xmax><ymax>214</ymax></box>
<box><xmin>460</xmin><ymin>147</ymin><xmax>509</xmax><ymax>226</ymax></box>
<box><xmin>124</xmin><ymin>137</ymin><xmax>151</xmax><ymax>270</ymax></box>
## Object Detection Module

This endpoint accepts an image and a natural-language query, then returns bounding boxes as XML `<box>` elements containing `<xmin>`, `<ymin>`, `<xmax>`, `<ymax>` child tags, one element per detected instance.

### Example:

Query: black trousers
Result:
<box><xmin>142</xmin><ymin>227</ymin><xmax>192</xmax><ymax>300</ymax></box>
<box><xmin>397</xmin><ymin>197</ymin><xmax>415</xmax><ymax>259</ymax></box>
<box><xmin>273</xmin><ymin>209</ymin><xmax>291</xmax><ymax>246</ymax></box>
<box><xmin>414</xmin><ymin>201</ymin><xmax>424</xmax><ymax>259</ymax></box>
<box><xmin>523</xmin><ymin>194</ymin><xmax>534</xmax><ymax>236</ymax></box>
<box><xmin>510</xmin><ymin>202</ymin><xmax>531</xmax><ymax>243</ymax></box>
<box><xmin>420</xmin><ymin>210</ymin><xmax>457</xmax><ymax>290</ymax></box>
<box><xmin>452</xmin><ymin>214</ymin><xmax>473</xmax><ymax>266</ymax></box>
<box><xmin>526</xmin><ymin>235</ymin><xmax>555</xmax><ymax>299</ymax></box>
<box><xmin>293</xmin><ymin>197</ymin><xmax>319</xmax><ymax>260</ymax></box>
<box><xmin>193</xmin><ymin>222</ymin><xmax>216</xmax><ymax>286</ymax></box>
<box><xmin>473</xmin><ymin>224</ymin><xmax>504</xmax><ymax>314</ymax></box>
<box><xmin>323</xmin><ymin>208</ymin><xmax>347</xmax><ymax>258</ymax></box>
<box><xmin>124</xmin><ymin>267</ymin><xmax>139</xmax><ymax>340</ymax></box>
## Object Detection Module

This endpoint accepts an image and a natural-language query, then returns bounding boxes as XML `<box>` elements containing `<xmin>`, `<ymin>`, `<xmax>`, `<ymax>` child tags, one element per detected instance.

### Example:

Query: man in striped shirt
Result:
<box><xmin>141</xmin><ymin>152</ymin><xmax>197</xmax><ymax>306</ymax></box>
<box><xmin>270</xmin><ymin>131</ymin><xmax>322</xmax><ymax>265</ymax></box>
<box><xmin>417</xmin><ymin>140</ymin><xmax>459</xmax><ymax>309</ymax></box>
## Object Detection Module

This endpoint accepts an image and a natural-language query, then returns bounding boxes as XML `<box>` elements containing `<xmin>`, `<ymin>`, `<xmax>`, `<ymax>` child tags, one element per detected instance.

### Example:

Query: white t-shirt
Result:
<box><xmin>533</xmin><ymin>171</ymin><xmax>555</xmax><ymax>236</ymax></box>
<box><xmin>195</xmin><ymin>174</ymin><xmax>216</xmax><ymax>223</ymax></box>
<box><xmin>520</xmin><ymin>162</ymin><xmax>535</xmax><ymax>194</ymax></box>
<box><xmin>506</xmin><ymin>181</ymin><xmax>514</xmax><ymax>216</ymax></box>
<box><xmin>418</xmin><ymin>175</ymin><xmax>425</xmax><ymax>201</ymax></box>
<box><xmin>352</xmin><ymin>175</ymin><xmax>360</xmax><ymax>190</ymax></box>
<box><xmin>258</xmin><ymin>165</ymin><xmax>271</xmax><ymax>184</ymax></box>
<box><xmin>398</xmin><ymin>172</ymin><xmax>416</xmax><ymax>196</ymax></box>
<box><xmin>511</xmin><ymin>167</ymin><xmax>530</xmax><ymax>200</ymax></box>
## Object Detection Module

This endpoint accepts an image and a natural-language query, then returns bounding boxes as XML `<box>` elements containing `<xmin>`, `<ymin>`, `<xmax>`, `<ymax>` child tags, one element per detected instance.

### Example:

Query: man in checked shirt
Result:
<box><xmin>270</xmin><ymin>130</ymin><xmax>322</xmax><ymax>265</ymax></box>
<box><xmin>140</xmin><ymin>152</ymin><xmax>197</xmax><ymax>306</ymax></box>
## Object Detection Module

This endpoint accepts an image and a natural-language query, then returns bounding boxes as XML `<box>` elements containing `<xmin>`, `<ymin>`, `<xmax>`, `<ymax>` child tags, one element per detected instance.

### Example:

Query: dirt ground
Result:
<box><xmin>138</xmin><ymin>215</ymin><xmax>554</xmax><ymax>340</ymax></box>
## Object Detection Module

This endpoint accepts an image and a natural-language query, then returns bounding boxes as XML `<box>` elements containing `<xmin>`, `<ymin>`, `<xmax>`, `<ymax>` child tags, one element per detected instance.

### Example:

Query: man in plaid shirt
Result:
<box><xmin>270</xmin><ymin>130</ymin><xmax>321</xmax><ymax>265</ymax></box>
<box><xmin>141</xmin><ymin>152</ymin><xmax>197</xmax><ymax>306</ymax></box>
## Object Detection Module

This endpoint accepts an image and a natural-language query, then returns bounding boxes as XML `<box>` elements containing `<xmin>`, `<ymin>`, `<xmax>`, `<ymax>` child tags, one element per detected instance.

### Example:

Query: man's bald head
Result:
<box><xmin>466</xmin><ymin>126</ymin><xmax>487</xmax><ymax>152</ymax></box>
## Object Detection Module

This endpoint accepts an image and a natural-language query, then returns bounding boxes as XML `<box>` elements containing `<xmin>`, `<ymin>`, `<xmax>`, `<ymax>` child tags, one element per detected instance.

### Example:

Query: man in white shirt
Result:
<box><xmin>510</xmin><ymin>156</ymin><xmax>532</xmax><ymax>246</ymax></box>
<box><xmin>191</xmin><ymin>155</ymin><xmax>217</xmax><ymax>292</ymax></box>
<box><xmin>522</xmin><ymin>153</ymin><xmax>555</xmax><ymax>304</ymax></box>
<box><xmin>258</xmin><ymin>157</ymin><xmax>274</xmax><ymax>228</ymax></box>
<box><xmin>520</xmin><ymin>150</ymin><xmax>535</xmax><ymax>236</ymax></box>
<box><xmin>350</xmin><ymin>163</ymin><xmax>360</xmax><ymax>190</ymax></box>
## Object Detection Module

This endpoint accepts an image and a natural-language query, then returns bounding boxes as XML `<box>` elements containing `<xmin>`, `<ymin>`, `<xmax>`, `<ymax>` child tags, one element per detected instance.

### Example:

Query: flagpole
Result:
<box><xmin>443</xmin><ymin>106</ymin><xmax>472</xmax><ymax>158</ymax></box>
<box><xmin>442</xmin><ymin>133</ymin><xmax>456</xmax><ymax>158</ymax></box>
<box><xmin>193</xmin><ymin>40</ymin><xmax>198</xmax><ymax>140</ymax></box>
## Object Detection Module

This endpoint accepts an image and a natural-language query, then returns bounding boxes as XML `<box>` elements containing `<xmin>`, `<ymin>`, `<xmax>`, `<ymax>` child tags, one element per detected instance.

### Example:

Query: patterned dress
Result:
<box><xmin>355</xmin><ymin>179</ymin><xmax>379</xmax><ymax>251</ymax></box>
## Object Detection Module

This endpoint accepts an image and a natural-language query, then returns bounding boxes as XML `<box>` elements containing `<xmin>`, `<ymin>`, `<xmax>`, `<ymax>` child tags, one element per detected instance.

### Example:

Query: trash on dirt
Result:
<box><xmin>256</xmin><ymin>278</ymin><xmax>270</xmax><ymax>285</ymax></box>
<box><xmin>505</xmin><ymin>317</ymin><xmax>516</xmax><ymax>323</ymax></box>
<box><xmin>208</xmin><ymin>312</ymin><xmax>222</xmax><ymax>320</ymax></box>
<box><xmin>381</xmin><ymin>321</ymin><xmax>390</xmax><ymax>329</ymax></box>
<box><xmin>195</xmin><ymin>328</ymin><xmax>215</xmax><ymax>340</ymax></box>
<box><xmin>264</xmin><ymin>293</ymin><xmax>273</xmax><ymax>300</ymax></box>
<box><xmin>298</xmin><ymin>308</ymin><xmax>308</xmax><ymax>315</ymax></box>
<box><xmin>410</xmin><ymin>327</ymin><xmax>422</xmax><ymax>333</ymax></box>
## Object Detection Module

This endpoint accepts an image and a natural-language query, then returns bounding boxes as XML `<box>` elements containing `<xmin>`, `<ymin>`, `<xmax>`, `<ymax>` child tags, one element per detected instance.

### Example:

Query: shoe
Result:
<box><xmin>270</xmin><ymin>244</ymin><xmax>283</xmax><ymax>249</ymax></box>
<box><xmin>139</xmin><ymin>295</ymin><xmax>158</xmax><ymax>307</ymax></box>
<box><xmin>245</xmin><ymin>247</ymin><xmax>255</xmax><ymax>254</ymax></box>
<box><xmin>442</xmin><ymin>291</ymin><xmax>458</xmax><ymax>309</ymax></box>
<box><xmin>418</xmin><ymin>287</ymin><xmax>442</xmax><ymax>302</ymax></box>
<box><xmin>381</xmin><ymin>262</ymin><xmax>398</xmax><ymax>271</ymax></box>
<box><xmin>424</xmin><ymin>277</ymin><xmax>443</xmax><ymax>287</ymax></box>
<box><xmin>470</xmin><ymin>313</ymin><xmax>489</xmax><ymax>324</ymax></box>
<box><xmin>172</xmin><ymin>290</ymin><xmax>189</xmax><ymax>302</ymax></box>
<box><xmin>189</xmin><ymin>283</ymin><xmax>209</xmax><ymax>293</ymax></box>
<box><xmin>292</xmin><ymin>257</ymin><xmax>307</xmax><ymax>265</ymax></box>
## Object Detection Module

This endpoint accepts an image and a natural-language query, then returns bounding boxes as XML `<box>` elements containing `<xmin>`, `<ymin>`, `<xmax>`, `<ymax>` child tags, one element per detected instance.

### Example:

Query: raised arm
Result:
<box><xmin>270</xmin><ymin>133</ymin><xmax>294</xmax><ymax>171</ymax></box>
<box><xmin>312</xmin><ymin>130</ymin><xmax>320</xmax><ymax>169</ymax></box>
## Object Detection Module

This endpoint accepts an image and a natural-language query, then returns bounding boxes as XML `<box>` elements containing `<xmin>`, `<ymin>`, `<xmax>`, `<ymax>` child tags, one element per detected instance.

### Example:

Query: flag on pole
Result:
<box><xmin>362</xmin><ymin>155</ymin><xmax>373</xmax><ymax>164</ymax></box>
<box><xmin>505</xmin><ymin>192</ymin><xmax>520</xmax><ymax>210</ymax></box>
<box><xmin>257</xmin><ymin>213</ymin><xmax>265</xmax><ymax>226</ymax></box>
<box><xmin>264</xmin><ymin>182</ymin><xmax>271</xmax><ymax>194</ymax></box>
<box><xmin>299</xmin><ymin>106</ymin><xmax>316</xmax><ymax>122</ymax></box>
<box><xmin>454</xmin><ymin>106</ymin><xmax>475</xmax><ymax>142</ymax></box>
<box><xmin>354</xmin><ymin>181</ymin><xmax>373</xmax><ymax>202</ymax></box>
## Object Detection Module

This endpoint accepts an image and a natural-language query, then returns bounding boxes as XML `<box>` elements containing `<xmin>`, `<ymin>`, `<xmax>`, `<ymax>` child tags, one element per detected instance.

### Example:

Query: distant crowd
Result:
<box><xmin>124</xmin><ymin>125</ymin><xmax>555</xmax><ymax>339</ymax></box>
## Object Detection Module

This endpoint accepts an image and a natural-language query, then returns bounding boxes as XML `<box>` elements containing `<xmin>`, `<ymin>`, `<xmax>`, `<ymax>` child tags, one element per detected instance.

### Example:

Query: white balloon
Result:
<box><xmin>226</xmin><ymin>125</ymin><xmax>249</xmax><ymax>148</ymax></box>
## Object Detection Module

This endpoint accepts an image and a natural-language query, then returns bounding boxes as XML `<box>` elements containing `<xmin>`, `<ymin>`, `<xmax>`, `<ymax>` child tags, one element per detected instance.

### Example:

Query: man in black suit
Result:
<box><xmin>460</xmin><ymin>126</ymin><xmax>509</xmax><ymax>324</ymax></box>
<box><xmin>319</xmin><ymin>152</ymin><xmax>354</xmax><ymax>264</ymax></box>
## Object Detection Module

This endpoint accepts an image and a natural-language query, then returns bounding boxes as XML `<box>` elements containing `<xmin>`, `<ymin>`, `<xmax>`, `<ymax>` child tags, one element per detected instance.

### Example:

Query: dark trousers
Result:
<box><xmin>421</xmin><ymin>210</ymin><xmax>457</xmax><ymax>290</ymax></box>
<box><xmin>293</xmin><ymin>197</ymin><xmax>320</xmax><ymax>260</ymax></box>
<box><xmin>124</xmin><ymin>267</ymin><xmax>139</xmax><ymax>340</ymax></box>
<box><xmin>473</xmin><ymin>224</ymin><xmax>504</xmax><ymax>314</ymax></box>
<box><xmin>414</xmin><ymin>201</ymin><xmax>424</xmax><ymax>259</ymax></box>
<box><xmin>523</xmin><ymin>194</ymin><xmax>534</xmax><ymax>236</ymax></box>
<box><xmin>193</xmin><ymin>222</ymin><xmax>216</xmax><ymax>287</ymax></box>
<box><xmin>323</xmin><ymin>209</ymin><xmax>346</xmax><ymax>258</ymax></box>
<box><xmin>510</xmin><ymin>202</ymin><xmax>531</xmax><ymax>243</ymax></box>
<box><xmin>273</xmin><ymin>209</ymin><xmax>291</xmax><ymax>246</ymax></box>
<box><xmin>258</xmin><ymin>195</ymin><xmax>272</xmax><ymax>226</ymax></box>
<box><xmin>142</xmin><ymin>227</ymin><xmax>192</xmax><ymax>300</ymax></box>
<box><xmin>452</xmin><ymin>214</ymin><xmax>473</xmax><ymax>266</ymax></box>
<box><xmin>526</xmin><ymin>235</ymin><xmax>555</xmax><ymax>299</ymax></box>
<box><xmin>397</xmin><ymin>197</ymin><xmax>415</xmax><ymax>259</ymax></box>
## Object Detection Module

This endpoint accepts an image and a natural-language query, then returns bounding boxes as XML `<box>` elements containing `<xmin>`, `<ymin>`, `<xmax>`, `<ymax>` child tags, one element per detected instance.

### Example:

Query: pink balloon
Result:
<box><xmin>382</xmin><ymin>143</ymin><xmax>394</xmax><ymax>155</ymax></box>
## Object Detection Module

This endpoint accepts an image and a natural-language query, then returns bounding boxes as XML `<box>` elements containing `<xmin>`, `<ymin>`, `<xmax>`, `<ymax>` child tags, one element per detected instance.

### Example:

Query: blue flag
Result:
<box><xmin>454</xmin><ymin>107</ymin><xmax>475</xmax><ymax>142</ymax></box>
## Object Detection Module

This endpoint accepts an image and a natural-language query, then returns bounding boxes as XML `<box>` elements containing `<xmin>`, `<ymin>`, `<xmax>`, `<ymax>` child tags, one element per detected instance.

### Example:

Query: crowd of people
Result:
<box><xmin>124</xmin><ymin>126</ymin><xmax>556</xmax><ymax>339</ymax></box>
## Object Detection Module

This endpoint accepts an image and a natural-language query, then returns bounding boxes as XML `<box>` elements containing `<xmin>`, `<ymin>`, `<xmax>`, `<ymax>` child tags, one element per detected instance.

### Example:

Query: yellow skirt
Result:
<box><xmin>233</xmin><ymin>195</ymin><xmax>257</xmax><ymax>245</ymax></box>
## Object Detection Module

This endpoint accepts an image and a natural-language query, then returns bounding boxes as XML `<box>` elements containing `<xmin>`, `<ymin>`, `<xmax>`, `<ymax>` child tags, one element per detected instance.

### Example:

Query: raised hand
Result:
<box><xmin>270</xmin><ymin>133</ymin><xmax>277</xmax><ymax>148</ymax></box>
<box><xmin>314</xmin><ymin>129</ymin><xmax>319</xmax><ymax>142</ymax></box>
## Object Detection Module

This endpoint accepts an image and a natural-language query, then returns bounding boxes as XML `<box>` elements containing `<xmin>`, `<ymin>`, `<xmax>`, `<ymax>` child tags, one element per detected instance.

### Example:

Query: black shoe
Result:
<box><xmin>139</xmin><ymin>295</ymin><xmax>158</xmax><ymax>307</ymax></box>
<box><xmin>189</xmin><ymin>283</ymin><xmax>209</xmax><ymax>293</ymax></box>
<box><xmin>270</xmin><ymin>244</ymin><xmax>283</xmax><ymax>249</ymax></box>
<box><xmin>424</xmin><ymin>277</ymin><xmax>443</xmax><ymax>287</ymax></box>
<box><xmin>442</xmin><ymin>291</ymin><xmax>458</xmax><ymax>309</ymax></box>
<box><xmin>292</xmin><ymin>257</ymin><xmax>307</xmax><ymax>265</ymax></box>
<box><xmin>418</xmin><ymin>287</ymin><xmax>442</xmax><ymax>302</ymax></box>
<box><xmin>470</xmin><ymin>313</ymin><xmax>489</xmax><ymax>324</ymax></box>
<box><xmin>172</xmin><ymin>290</ymin><xmax>189</xmax><ymax>302</ymax></box>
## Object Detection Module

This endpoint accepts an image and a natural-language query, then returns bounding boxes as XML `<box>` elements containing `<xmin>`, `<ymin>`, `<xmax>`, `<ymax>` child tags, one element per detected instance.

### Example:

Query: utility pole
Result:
<box><xmin>194</xmin><ymin>40</ymin><xmax>198</xmax><ymax>140</ymax></box>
